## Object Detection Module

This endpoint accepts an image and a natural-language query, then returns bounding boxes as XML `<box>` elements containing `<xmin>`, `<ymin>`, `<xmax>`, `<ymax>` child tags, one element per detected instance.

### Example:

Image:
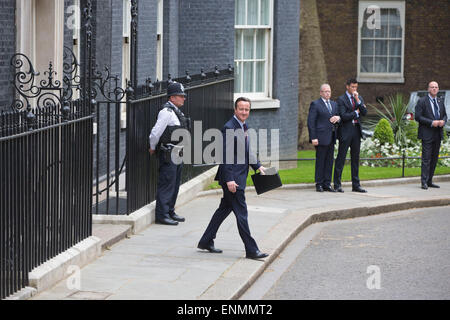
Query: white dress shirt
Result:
<box><xmin>149</xmin><ymin>101</ymin><xmax>181</xmax><ymax>150</ymax></box>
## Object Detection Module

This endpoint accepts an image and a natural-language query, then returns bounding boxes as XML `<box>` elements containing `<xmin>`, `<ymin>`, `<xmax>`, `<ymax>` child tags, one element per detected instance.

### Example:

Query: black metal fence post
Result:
<box><xmin>402</xmin><ymin>149</ymin><xmax>406</xmax><ymax>177</ymax></box>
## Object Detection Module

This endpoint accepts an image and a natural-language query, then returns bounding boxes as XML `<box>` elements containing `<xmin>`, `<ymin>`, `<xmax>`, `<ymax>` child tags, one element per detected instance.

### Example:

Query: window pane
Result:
<box><xmin>374</xmin><ymin>9</ymin><xmax>389</xmax><ymax>38</ymax></box>
<box><xmin>234</xmin><ymin>62</ymin><xmax>242</xmax><ymax>93</ymax></box>
<box><xmin>389</xmin><ymin>9</ymin><xmax>402</xmax><ymax>38</ymax></box>
<box><xmin>235</xmin><ymin>30</ymin><xmax>242</xmax><ymax>59</ymax></box>
<box><xmin>361</xmin><ymin>9</ymin><xmax>374</xmax><ymax>38</ymax></box>
<box><xmin>361</xmin><ymin>22</ymin><xmax>374</xmax><ymax>38</ymax></box>
<box><xmin>361</xmin><ymin>57</ymin><xmax>373</xmax><ymax>73</ymax></box>
<box><xmin>388</xmin><ymin>57</ymin><xmax>401</xmax><ymax>73</ymax></box>
<box><xmin>243</xmin><ymin>62</ymin><xmax>254</xmax><ymax>92</ymax></box>
<box><xmin>260</xmin><ymin>0</ymin><xmax>270</xmax><ymax>25</ymax></box>
<box><xmin>389</xmin><ymin>40</ymin><xmax>401</xmax><ymax>56</ymax></box>
<box><xmin>243</xmin><ymin>29</ymin><xmax>254</xmax><ymax>59</ymax></box>
<box><xmin>247</xmin><ymin>0</ymin><xmax>258</xmax><ymax>25</ymax></box>
<box><xmin>255</xmin><ymin>29</ymin><xmax>265</xmax><ymax>59</ymax></box>
<box><xmin>375</xmin><ymin>57</ymin><xmax>387</xmax><ymax>72</ymax></box>
<box><xmin>255</xmin><ymin>61</ymin><xmax>265</xmax><ymax>92</ymax></box>
<box><xmin>375</xmin><ymin>40</ymin><xmax>387</xmax><ymax>55</ymax></box>
<box><xmin>236</xmin><ymin>0</ymin><xmax>246</xmax><ymax>25</ymax></box>
<box><xmin>361</xmin><ymin>40</ymin><xmax>374</xmax><ymax>56</ymax></box>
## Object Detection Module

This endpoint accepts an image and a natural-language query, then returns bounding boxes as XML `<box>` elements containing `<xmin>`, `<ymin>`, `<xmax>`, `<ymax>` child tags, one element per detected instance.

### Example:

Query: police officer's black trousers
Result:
<box><xmin>155</xmin><ymin>152</ymin><xmax>183</xmax><ymax>220</ymax></box>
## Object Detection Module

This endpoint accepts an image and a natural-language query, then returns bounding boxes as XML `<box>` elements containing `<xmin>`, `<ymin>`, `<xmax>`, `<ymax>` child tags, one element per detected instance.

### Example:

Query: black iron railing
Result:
<box><xmin>125</xmin><ymin>68</ymin><xmax>234</xmax><ymax>214</ymax></box>
<box><xmin>0</xmin><ymin>110</ymin><xmax>93</xmax><ymax>300</ymax></box>
<box><xmin>275</xmin><ymin>154</ymin><xmax>450</xmax><ymax>178</ymax></box>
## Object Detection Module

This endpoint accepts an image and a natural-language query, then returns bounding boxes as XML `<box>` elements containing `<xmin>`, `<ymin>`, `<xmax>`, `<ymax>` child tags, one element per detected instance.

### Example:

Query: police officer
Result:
<box><xmin>149</xmin><ymin>82</ymin><xmax>190</xmax><ymax>225</ymax></box>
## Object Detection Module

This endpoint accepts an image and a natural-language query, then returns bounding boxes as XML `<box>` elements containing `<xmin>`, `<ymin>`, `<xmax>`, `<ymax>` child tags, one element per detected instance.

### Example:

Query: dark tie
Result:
<box><xmin>326</xmin><ymin>100</ymin><xmax>332</xmax><ymax>113</ymax></box>
<box><xmin>432</xmin><ymin>99</ymin><xmax>440</xmax><ymax>120</ymax></box>
<box><xmin>351</xmin><ymin>96</ymin><xmax>358</xmax><ymax>123</ymax></box>
<box><xmin>243</xmin><ymin>123</ymin><xmax>248</xmax><ymax>145</ymax></box>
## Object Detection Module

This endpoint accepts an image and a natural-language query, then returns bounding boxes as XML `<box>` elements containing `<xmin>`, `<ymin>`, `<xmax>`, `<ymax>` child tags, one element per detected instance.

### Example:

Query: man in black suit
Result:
<box><xmin>333</xmin><ymin>78</ymin><xmax>368</xmax><ymax>193</ymax></box>
<box><xmin>197</xmin><ymin>97</ymin><xmax>269</xmax><ymax>260</ymax></box>
<box><xmin>415</xmin><ymin>81</ymin><xmax>447</xmax><ymax>190</ymax></box>
<box><xmin>307</xmin><ymin>84</ymin><xmax>341</xmax><ymax>192</ymax></box>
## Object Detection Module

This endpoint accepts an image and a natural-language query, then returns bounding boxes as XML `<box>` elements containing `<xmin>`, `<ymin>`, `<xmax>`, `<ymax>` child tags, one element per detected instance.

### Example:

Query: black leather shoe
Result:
<box><xmin>197</xmin><ymin>243</ymin><xmax>222</xmax><ymax>253</ymax></box>
<box><xmin>316</xmin><ymin>185</ymin><xmax>324</xmax><ymax>192</ymax></box>
<box><xmin>246</xmin><ymin>250</ymin><xmax>269</xmax><ymax>260</ymax></box>
<box><xmin>155</xmin><ymin>217</ymin><xmax>178</xmax><ymax>225</ymax></box>
<box><xmin>323</xmin><ymin>186</ymin><xmax>336</xmax><ymax>192</ymax></box>
<box><xmin>421</xmin><ymin>183</ymin><xmax>428</xmax><ymax>190</ymax></box>
<box><xmin>352</xmin><ymin>186</ymin><xmax>367</xmax><ymax>193</ymax></box>
<box><xmin>334</xmin><ymin>186</ymin><xmax>344</xmax><ymax>193</ymax></box>
<box><xmin>169</xmin><ymin>212</ymin><xmax>185</xmax><ymax>222</ymax></box>
<box><xmin>428</xmin><ymin>183</ymin><xmax>440</xmax><ymax>188</ymax></box>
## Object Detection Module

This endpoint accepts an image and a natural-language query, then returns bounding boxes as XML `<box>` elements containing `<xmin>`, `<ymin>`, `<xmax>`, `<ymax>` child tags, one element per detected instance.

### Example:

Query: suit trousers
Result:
<box><xmin>155</xmin><ymin>152</ymin><xmax>183</xmax><ymax>220</ymax></box>
<box><xmin>334</xmin><ymin>125</ymin><xmax>361</xmax><ymax>188</ymax></box>
<box><xmin>421</xmin><ymin>132</ymin><xmax>441</xmax><ymax>185</ymax></box>
<box><xmin>315</xmin><ymin>142</ymin><xmax>335</xmax><ymax>187</ymax></box>
<box><xmin>198</xmin><ymin>186</ymin><xmax>259</xmax><ymax>255</ymax></box>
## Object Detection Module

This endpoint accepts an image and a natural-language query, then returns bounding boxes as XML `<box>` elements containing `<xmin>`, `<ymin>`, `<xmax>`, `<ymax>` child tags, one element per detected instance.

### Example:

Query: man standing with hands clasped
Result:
<box><xmin>333</xmin><ymin>78</ymin><xmax>368</xmax><ymax>193</ymax></box>
<box><xmin>197</xmin><ymin>97</ymin><xmax>269</xmax><ymax>260</ymax></box>
<box><xmin>307</xmin><ymin>84</ymin><xmax>340</xmax><ymax>192</ymax></box>
<box><xmin>415</xmin><ymin>81</ymin><xmax>447</xmax><ymax>190</ymax></box>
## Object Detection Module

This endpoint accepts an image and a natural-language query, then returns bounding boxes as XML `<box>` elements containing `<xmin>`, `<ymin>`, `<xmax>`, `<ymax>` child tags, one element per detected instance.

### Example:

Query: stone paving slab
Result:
<box><xmin>31</xmin><ymin>179</ymin><xmax>450</xmax><ymax>300</ymax></box>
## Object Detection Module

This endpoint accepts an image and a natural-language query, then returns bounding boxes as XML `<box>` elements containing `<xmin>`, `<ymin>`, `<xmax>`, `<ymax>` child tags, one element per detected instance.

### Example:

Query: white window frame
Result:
<box><xmin>234</xmin><ymin>0</ymin><xmax>274</xmax><ymax>103</ymax></box>
<box><xmin>357</xmin><ymin>1</ymin><xmax>405</xmax><ymax>83</ymax></box>
<box><xmin>15</xmin><ymin>0</ymin><xmax>65</xmax><ymax>106</ymax></box>
<box><xmin>156</xmin><ymin>0</ymin><xmax>164</xmax><ymax>81</ymax></box>
<box><xmin>71</xmin><ymin>0</ymin><xmax>81</xmax><ymax>100</ymax></box>
<box><xmin>121</xmin><ymin>0</ymin><xmax>132</xmax><ymax>128</ymax></box>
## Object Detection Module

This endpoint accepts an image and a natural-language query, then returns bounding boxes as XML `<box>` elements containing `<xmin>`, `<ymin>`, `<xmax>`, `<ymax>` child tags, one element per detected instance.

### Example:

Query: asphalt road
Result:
<box><xmin>241</xmin><ymin>206</ymin><xmax>450</xmax><ymax>300</ymax></box>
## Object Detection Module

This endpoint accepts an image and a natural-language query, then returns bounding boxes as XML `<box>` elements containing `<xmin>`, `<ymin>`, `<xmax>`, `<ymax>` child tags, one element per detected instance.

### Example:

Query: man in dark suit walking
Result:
<box><xmin>415</xmin><ymin>81</ymin><xmax>447</xmax><ymax>190</ymax></box>
<box><xmin>333</xmin><ymin>78</ymin><xmax>368</xmax><ymax>193</ymax></box>
<box><xmin>307</xmin><ymin>84</ymin><xmax>341</xmax><ymax>192</ymax></box>
<box><xmin>197</xmin><ymin>97</ymin><xmax>269</xmax><ymax>260</ymax></box>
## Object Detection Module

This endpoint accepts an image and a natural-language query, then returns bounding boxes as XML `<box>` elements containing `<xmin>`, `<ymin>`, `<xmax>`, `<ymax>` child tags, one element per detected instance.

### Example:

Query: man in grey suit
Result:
<box><xmin>415</xmin><ymin>81</ymin><xmax>447</xmax><ymax>189</ymax></box>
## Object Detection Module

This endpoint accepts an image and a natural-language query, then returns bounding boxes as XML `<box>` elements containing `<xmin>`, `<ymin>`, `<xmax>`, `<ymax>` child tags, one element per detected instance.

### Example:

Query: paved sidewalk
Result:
<box><xmin>31</xmin><ymin>179</ymin><xmax>450</xmax><ymax>300</ymax></box>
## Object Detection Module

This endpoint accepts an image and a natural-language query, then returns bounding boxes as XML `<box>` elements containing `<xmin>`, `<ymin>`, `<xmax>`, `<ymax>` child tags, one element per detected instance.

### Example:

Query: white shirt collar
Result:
<box><xmin>168</xmin><ymin>101</ymin><xmax>179</xmax><ymax>110</ymax></box>
<box><xmin>233</xmin><ymin>115</ymin><xmax>245</xmax><ymax>129</ymax></box>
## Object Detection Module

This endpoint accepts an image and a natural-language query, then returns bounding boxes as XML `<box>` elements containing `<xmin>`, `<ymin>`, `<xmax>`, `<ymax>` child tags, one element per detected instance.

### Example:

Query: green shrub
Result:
<box><xmin>405</xmin><ymin>120</ymin><xmax>418</xmax><ymax>145</ymax></box>
<box><xmin>369</xmin><ymin>93</ymin><xmax>409</xmax><ymax>147</ymax></box>
<box><xmin>373</xmin><ymin>118</ymin><xmax>394</xmax><ymax>145</ymax></box>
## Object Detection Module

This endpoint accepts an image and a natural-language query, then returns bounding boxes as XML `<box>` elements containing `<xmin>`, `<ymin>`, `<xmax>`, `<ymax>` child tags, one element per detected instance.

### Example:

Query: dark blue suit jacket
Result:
<box><xmin>307</xmin><ymin>98</ymin><xmax>339</xmax><ymax>146</ymax></box>
<box><xmin>215</xmin><ymin>117</ymin><xmax>261</xmax><ymax>190</ymax></box>
<box><xmin>337</xmin><ymin>93</ymin><xmax>367</xmax><ymax>141</ymax></box>
<box><xmin>415</xmin><ymin>96</ymin><xmax>448</xmax><ymax>141</ymax></box>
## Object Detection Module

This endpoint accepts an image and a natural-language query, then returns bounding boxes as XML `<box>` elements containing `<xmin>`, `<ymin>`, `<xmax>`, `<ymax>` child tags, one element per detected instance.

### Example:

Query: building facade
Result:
<box><xmin>315</xmin><ymin>0</ymin><xmax>450</xmax><ymax>106</ymax></box>
<box><xmin>0</xmin><ymin>0</ymin><xmax>299</xmax><ymax>166</ymax></box>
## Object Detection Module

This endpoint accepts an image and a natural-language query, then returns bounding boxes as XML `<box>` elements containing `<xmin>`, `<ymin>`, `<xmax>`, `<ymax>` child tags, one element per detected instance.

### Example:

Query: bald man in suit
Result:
<box><xmin>307</xmin><ymin>84</ymin><xmax>341</xmax><ymax>192</ymax></box>
<box><xmin>415</xmin><ymin>81</ymin><xmax>447</xmax><ymax>189</ymax></box>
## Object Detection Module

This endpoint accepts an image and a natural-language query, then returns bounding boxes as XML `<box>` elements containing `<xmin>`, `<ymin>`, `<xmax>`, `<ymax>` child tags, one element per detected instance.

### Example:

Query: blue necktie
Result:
<box><xmin>432</xmin><ymin>99</ymin><xmax>440</xmax><ymax>120</ymax></box>
<box><xmin>326</xmin><ymin>100</ymin><xmax>332</xmax><ymax>114</ymax></box>
<box><xmin>243</xmin><ymin>123</ymin><xmax>248</xmax><ymax>145</ymax></box>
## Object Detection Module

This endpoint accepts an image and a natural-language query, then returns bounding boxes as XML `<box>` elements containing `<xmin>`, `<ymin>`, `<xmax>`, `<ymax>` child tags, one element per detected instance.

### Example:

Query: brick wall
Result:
<box><xmin>0</xmin><ymin>0</ymin><xmax>16</xmax><ymax>111</ymax></box>
<box><xmin>316</xmin><ymin>0</ymin><xmax>450</xmax><ymax>108</ymax></box>
<box><xmin>178</xmin><ymin>0</ymin><xmax>235</xmax><ymax>76</ymax></box>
